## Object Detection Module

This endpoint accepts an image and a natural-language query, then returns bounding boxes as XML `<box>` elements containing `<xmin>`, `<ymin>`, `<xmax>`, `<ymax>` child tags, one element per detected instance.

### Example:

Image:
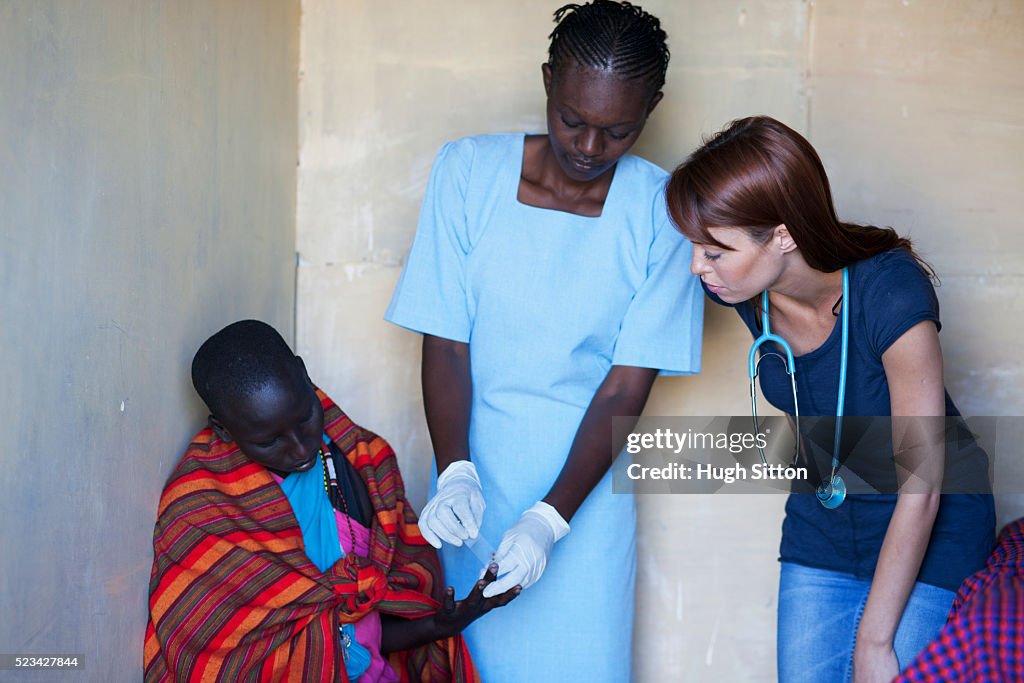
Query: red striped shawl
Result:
<box><xmin>144</xmin><ymin>390</ymin><xmax>479</xmax><ymax>682</ymax></box>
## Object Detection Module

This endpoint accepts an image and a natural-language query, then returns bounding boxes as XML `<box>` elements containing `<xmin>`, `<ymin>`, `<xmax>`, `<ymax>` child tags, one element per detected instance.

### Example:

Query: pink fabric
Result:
<box><xmin>268</xmin><ymin>473</ymin><xmax>399</xmax><ymax>683</ymax></box>
<box><xmin>336</xmin><ymin>509</ymin><xmax>399</xmax><ymax>683</ymax></box>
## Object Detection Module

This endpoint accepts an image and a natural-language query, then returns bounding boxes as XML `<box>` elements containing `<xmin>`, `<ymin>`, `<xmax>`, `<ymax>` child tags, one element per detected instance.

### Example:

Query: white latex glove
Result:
<box><xmin>417</xmin><ymin>460</ymin><xmax>485</xmax><ymax>548</ymax></box>
<box><xmin>483</xmin><ymin>501</ymin><xmax>570</xmax><ymax>598</ymax></box>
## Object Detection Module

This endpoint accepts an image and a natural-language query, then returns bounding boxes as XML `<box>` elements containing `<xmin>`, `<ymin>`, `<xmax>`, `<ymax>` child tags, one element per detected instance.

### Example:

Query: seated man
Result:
<box><xmin>896</xmin><ymin>517</ymin><xmax>1024</xmax><ymax>682</ymax></box>
<box><xmin>144</xmin><ymin>320</ymin><xmax>516</xmax><ymax>682</ymax></box>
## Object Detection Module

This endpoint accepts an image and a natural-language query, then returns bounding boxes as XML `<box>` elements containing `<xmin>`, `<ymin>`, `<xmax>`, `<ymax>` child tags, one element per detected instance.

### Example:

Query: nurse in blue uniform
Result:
<box><xmin>385</xmin><ymin>3</ymin><xmax>703</xmax><ymax>680</ymax></box>
<box><xmin>666</xmin><ymin>116</ymin><xmax>994</xmax><ymax>683</ymax></box>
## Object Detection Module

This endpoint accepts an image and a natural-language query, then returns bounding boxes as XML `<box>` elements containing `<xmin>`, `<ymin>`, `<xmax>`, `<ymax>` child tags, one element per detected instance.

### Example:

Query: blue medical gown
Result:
<box><xmin>386</xmin><ymin>134</ymin><xmax>703</xmax><ymax>681</ymax></box>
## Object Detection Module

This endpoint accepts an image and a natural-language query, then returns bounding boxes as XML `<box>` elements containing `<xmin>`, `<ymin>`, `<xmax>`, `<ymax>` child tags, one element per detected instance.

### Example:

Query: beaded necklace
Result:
<box><xmin>320</xmin><ymin>442</ymin><xmax>358</xmax><ymax>556</ymax></box>
<box><xmin>318</xmin><ymin>439</ymin><xmax>372</xmax><ymax>676</ymax></box>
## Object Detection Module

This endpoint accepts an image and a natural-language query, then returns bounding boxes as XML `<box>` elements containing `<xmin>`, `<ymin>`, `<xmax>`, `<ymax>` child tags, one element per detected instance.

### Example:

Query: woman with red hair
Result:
<box><xmin>666</xmin><ymin>116</ymin><xmax>994</xmax><ymax>682</ymax></box>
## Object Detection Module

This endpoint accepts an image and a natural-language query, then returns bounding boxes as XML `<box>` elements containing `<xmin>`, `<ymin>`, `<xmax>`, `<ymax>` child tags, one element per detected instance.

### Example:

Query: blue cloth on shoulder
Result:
<box><xmin>279</xmin><ymin>436</ymin><xmax>371</xmax><ymax>680</ymax></box>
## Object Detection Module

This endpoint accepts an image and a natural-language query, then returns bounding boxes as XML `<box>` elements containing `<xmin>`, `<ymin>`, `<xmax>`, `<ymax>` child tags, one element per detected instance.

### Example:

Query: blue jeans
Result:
<box><xmin>777</xmin><ymin>562</ymin><xmax>955</xmax><ymax>682</ymax></box>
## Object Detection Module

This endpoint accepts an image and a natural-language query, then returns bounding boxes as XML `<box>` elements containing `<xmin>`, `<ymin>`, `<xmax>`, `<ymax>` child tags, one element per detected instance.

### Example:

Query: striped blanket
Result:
<box><xmin>144</xmin><ymin>390</ymin><xmax>479</xmax><ymax>682</ymax></box>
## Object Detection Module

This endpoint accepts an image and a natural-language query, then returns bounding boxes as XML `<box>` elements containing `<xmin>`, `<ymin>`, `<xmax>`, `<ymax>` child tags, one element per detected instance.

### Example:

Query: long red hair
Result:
<box><xmin>666</xmin><ymin>116</ymin><xmax>933</xmax><ymax>277</ymax></box>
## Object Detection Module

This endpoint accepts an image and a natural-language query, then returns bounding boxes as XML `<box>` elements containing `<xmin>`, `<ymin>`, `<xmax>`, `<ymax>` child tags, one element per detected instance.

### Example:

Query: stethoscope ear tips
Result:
<box><xmin>816</xmin><ymin>474</ymin><xmax>847</xmax><ymax>509</ymax></box>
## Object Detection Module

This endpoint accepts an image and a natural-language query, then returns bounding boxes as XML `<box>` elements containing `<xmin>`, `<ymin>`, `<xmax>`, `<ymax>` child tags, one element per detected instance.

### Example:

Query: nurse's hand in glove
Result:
<box><xmin>483</xmin><ymin>501</ymin><xmax>570</xmax><ymax>598</ymax></box>
<box><xmin>418</xmin><ymin>460</ymin><xmax>485</xmax><ymax>548</ymax></box>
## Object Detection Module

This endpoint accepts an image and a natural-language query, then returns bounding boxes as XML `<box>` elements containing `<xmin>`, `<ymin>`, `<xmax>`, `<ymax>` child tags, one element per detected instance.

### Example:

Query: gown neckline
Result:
<box><xmin>512</xmin><ymin>133</ymin><xmax>622</xmax><ymax>219</ymax></box>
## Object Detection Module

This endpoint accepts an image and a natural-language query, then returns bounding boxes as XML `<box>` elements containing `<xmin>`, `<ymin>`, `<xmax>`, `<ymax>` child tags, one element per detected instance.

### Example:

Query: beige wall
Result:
<box><xmin>809</xmin><ymin>1</ymin><xmax>1024</xmax><ymax>420</ymax></box>
<box><xmin>0</xmin><ymin>1</ymin><xmax>299</xmax><ymax>679</ymax></box>
<box><xmin>807</xmin><ymin>0</ymin><xmax>1024</xmax><ymax>530</ymax></box>
<box><xmin>2</xmin><ymin>1</ymin><xmax>1015</xmax><ymax>677</ymax></box>
<box><xmin>294</xmin><ymin>1</ymin><xmax>1024</xmax><ymax>681</ymax></box>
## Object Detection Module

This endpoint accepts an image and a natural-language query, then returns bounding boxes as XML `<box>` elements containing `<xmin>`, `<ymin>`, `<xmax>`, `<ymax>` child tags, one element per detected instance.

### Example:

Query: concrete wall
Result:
<box><xmin>808</xmin><ymin>0</ymin><xmax>1024</xmax><ymax>417</ymax></box>
<box><xmin>0</xmin><ymin>2</ymin><xmax>299</xmax><ymax>679</ymax></box>
<box><xmin>1</xmin><ymin>0</ymin><xmax>1015</xmax><ymax>680</ymax></box>
<box><xmin>297</xmin><ymin>2</ymin><xmax>1022</xmax><ymax>680</ymax></box>
<box><xmin>807</xmin><ymin>1</ymin><xmax>1024</xmax><ymax>531</ymax></box>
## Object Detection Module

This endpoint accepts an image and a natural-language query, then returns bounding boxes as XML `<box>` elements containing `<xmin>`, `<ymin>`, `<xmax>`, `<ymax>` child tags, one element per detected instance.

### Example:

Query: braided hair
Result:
<box><xmin>547</xmin><ymin>1</ymin><xmax>670</xmax><ymax>93</ymax></box>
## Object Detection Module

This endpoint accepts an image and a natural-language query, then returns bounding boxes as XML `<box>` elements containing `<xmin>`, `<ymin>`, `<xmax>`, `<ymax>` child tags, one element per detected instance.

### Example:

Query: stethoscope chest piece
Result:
<box><xmin>749</xmin><ymin>268</ymin><xmax>851</xmax><ymax>510</ymax></box>
<box><xmin>816</xmin><ymin>473</ymin><xmax>847</xmax><ymax>509</ymax></box>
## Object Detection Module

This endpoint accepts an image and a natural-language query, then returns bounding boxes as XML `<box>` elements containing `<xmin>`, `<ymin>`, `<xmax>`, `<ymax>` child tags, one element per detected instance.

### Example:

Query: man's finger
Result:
<box><xmin>491</xmin><ymin>537</ymin><xmax>514</xmax><ymax>569</ymax></box>
<box><xmin>483</xmin><ymin>563</ymin><xmax>525</xmax><ymax>598</ymax></box>
<box><xmin>492</xmin><ymin>586</ymin><xmax>521</xmax><ymax>606</ymax></box>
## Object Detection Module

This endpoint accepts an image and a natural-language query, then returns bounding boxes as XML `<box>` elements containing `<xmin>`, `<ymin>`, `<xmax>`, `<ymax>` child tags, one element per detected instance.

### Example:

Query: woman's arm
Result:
<box><xmin>543</xmin><ymin>365</ymin><xmax>659</xmax><ymax>521</ymax></box>
<box><xmin>422</xmin><ymin>334</ymin><xmax>472</xmax><ymax>471</ymax></box>
<box><xmin>854</xmin><ymin>320</ymin><xmax>945</xmax><ymax>682</ymax></box>
<box><xmin>416</xmin><ymin>334</ymin><xmax>485</xmax><ymax>548</ymax></box>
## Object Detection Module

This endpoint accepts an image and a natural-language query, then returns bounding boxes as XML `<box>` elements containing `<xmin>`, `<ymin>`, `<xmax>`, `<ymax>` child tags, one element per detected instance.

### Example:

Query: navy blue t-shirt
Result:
<box><xmin>705</xmin><ymin>249</ymin><xmax>994</xmax><ymax>591</ymax></box>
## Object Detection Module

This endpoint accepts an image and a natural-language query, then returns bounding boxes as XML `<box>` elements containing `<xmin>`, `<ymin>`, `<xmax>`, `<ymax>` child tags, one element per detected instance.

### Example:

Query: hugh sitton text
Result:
<box><xmin>627</xmin><ymin>462</ymin><xmax>808</xmax><ymax>483</ymax></box>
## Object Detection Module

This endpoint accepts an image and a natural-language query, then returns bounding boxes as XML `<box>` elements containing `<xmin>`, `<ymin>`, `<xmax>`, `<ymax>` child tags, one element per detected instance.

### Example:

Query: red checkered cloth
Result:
<box><xmin>895</xmin><ymin>518</ymin><xmax>1024</xmax><ymax>682</ymax></box>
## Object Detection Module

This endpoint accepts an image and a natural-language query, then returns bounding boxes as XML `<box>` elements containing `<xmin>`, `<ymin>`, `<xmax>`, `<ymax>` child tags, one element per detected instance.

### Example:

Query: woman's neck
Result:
<box><xmin>517</xmin><ymin>135</ymin><xmax>614</xmax><ymax>216</ymax></box>
<box><xmin>769</xmin><ymin>256</ymin><xmax>844</xmax><ymax>314</ymax></box>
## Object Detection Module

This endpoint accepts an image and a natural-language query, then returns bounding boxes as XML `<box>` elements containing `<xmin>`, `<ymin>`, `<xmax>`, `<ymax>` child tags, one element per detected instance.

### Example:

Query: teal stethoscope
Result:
<box><xmin>749</xmin><ymin>268</ymin><xmax>848</xmax><ymax>509</ymax></box>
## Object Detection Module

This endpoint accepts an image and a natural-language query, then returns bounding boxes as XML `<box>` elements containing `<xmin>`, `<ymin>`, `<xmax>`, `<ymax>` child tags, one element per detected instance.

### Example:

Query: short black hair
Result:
<box><xmin>547</xmin><ymin>1</ymin><xmax>670</xmax><ymax>92</ymax></box>
<box><xmin>191</xmin><ymin>320</ymin><xmax>298</xmax><ymax>418</ymax></box>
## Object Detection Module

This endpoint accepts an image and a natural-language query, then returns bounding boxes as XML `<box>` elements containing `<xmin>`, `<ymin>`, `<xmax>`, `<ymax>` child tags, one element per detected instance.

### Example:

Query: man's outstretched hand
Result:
<box><xmin>381</xmin><ymin>563</ymin><xmax>519</xmax><ymax>653</ymax></box>
<box><xmin>433</xmin><ymin>563</ymin><xmax>520</xmax><ymax>639</ymax></box>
